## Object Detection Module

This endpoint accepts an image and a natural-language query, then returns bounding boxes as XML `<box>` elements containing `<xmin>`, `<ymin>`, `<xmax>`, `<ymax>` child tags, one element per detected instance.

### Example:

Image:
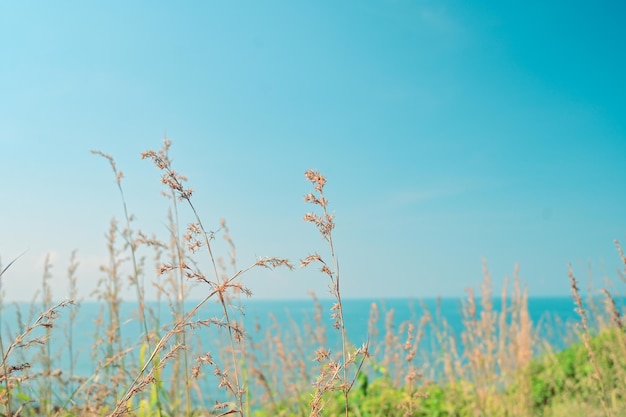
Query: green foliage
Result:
<box><xmin>252</xmin><ymin>329</ymin><xmax>626</xmax><ymax>417</ymax></box>
<box><xmin>251</xmin><ymin>373</ymin><xmax>473</xmax><ymax>417</ymax></box>
<box><xmin>509</xmin><ymin>327</ymin><xmax>626</xmax><ymax>414</ymax></box>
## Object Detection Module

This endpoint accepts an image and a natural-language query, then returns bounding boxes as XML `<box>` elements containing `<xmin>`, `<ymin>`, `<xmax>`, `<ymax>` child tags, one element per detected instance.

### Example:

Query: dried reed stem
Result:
<box><xmin>569</xmin><ymin>266</ymin><xmax>612</xmax><ymax>417</ymax></box>
<box><xmin>301</xmin><ymin>169</ymin><xmax>369</xmax><ymax>417</ymax></box>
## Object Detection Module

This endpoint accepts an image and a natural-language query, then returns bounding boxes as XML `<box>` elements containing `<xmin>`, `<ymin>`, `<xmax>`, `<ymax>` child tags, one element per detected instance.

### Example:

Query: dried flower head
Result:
<box><xmin>305</xmin><ymin>169</ymin><xmax>327</xmax><ymax>191</ymax></box>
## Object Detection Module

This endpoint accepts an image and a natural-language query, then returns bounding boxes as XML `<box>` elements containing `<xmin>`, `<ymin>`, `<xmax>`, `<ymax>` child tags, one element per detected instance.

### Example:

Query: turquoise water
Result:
<box><xmin>0</xmin><ymin>297</ymin><xmax>603</xmax><ymax>372</ymax></box>
<box><xmin>0</xmin><ymin>296</ymin><xmax>616</xmax><ymax>408</ymax></box>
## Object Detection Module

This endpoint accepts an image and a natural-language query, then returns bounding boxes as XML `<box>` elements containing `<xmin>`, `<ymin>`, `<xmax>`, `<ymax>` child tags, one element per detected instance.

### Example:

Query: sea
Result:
<box><xmin>0</xmin><ymin>296</ymin><xmax>619</xmax><ymax>407</ymax></box>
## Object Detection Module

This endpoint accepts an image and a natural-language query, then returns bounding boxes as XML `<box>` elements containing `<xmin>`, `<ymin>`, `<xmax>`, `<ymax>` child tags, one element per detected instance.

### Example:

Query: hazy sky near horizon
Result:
<box><xmin>1</xmin><ymin>1</ymin><xmax>625</xmax><ymax>302</ymax></box>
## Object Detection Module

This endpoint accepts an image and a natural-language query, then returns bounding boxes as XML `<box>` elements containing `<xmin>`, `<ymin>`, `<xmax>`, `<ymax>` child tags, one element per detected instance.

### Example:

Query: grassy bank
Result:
<box><xmin>1</xmin><ymin>139</ymin><xmax>624</xmax><ymax>416</ymax></box>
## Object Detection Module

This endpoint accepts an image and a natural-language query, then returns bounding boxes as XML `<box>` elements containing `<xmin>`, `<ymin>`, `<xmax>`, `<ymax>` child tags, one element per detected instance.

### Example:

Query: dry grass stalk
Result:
<box><xmin>0</xmin><ymin>299</ymin><xmax>74</xmax><ymax>414</ymax></box>
<box><xmin>301</xmin><ymin>169</ymin><xmax>369</xmax><ymax>417</ymax></box>
<box><xmin>99</xmin><ymin>138</ymin><xmax>294</xmax><ymax>416</ymax></box>
<box><xmin>91</xmin><ymin>150</ymin><xmax>151</xmax><ymax>346</ymax></box>
<box><xmin>569</xmin><ymin>266</ymin><xmax>612</xmax><ymax>417</ymax></box>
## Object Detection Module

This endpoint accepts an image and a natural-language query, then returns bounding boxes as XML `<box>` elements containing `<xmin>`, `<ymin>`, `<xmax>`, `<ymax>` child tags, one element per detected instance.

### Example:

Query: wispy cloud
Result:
<box><xmin>357</xmin><ymin>2</ymin><xmax>464</xmax><ymax>38</ymax></box>
<box><xmin>418</xmin><ymin>6</ymin><xmax>462</xmax><ymax>36</ymax></box>
<box><xmin>391</xmin><ymin>187</ymin><xmax>463</xmax><ymax>206</ymax></box>
<box><xmin>387</xmin><ymin>177</ymin><xmax>495</xmax><ymax>209</ymax></box>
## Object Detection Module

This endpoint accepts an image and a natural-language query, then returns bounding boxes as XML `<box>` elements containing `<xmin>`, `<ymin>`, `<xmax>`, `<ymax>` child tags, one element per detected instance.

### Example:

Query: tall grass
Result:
<box><xmin>300</xmin><ymin>169</ymin><xmax>369</xmax><ymax>417</ymax></box>
<box><xmin>0</xmin><ymin>139</ymin><xmax>624</xmax><ymax>416</ymax></box>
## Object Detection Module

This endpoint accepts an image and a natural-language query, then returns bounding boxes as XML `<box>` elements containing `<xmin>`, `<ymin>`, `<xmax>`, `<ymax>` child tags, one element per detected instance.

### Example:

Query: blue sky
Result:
<box><xmin>1</xmin><ymin>1</ymin><xmax>624</xmax><ymax>301</ymax></box>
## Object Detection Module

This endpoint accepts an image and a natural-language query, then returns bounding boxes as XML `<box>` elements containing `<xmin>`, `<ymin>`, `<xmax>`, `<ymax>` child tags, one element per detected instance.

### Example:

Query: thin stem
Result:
<box><xmin>169</xmin><ymin>196</ymin><xmax>192</xmax><ymax>415</ymax></box>
<box><xmin>321</xmin><ymin>203</ymin><xmax>349</xmax><ymax>415</ymax></box>
<box><xmin>188</xmin><ymin>198</ymin><xmax>244</xmax><ymax>415</ymax></box>
<box><xmin>141</xmin><ymin>144</ymin><xmax>245</xmax><ymax>415</ymax></box>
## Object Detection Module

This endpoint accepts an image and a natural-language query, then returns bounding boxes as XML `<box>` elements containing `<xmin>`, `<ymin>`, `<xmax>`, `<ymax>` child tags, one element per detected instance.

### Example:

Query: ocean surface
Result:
<box><xmin>0</xmin><ymin>296</ymin><xmax>619</xmax><ymax>406</ymax></box>
<box><xmin>1</xmin><ymin>297</ymin><xmax>611</xmax><ymax>369</ymax></box>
